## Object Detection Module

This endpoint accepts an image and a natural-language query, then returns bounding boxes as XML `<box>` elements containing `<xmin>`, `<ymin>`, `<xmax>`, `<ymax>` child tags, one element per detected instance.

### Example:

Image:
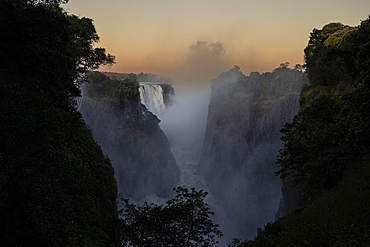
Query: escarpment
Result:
<box><xmin>199</xmin><ymin>66</ymin><xmax>307</xmax><ymax>239</ymax></box>
<box><xmin>79</xmin><ymin>72</ymin><xmax>179</xmax><ymax>201</ymax></box>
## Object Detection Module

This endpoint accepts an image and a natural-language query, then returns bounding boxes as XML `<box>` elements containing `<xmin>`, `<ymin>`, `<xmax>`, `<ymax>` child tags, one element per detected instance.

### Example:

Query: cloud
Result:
<box><xmin>169</xmin><ymin>40</ymin><xmax>229</xmax><ymax>86</ymax></box>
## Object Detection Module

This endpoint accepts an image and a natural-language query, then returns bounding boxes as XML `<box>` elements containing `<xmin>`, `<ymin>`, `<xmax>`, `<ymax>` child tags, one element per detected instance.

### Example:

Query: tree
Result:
<box><xmin>0</xmin><ymin>1</ymin><xmax>118</xmax><ymax>246</ymax></box>
<box><xmin>273</xmin><ymin>62</ymin><xmax>290</xmax><ymax>72</ymax></box>
<box><xmin>84</xmin><ymin>71</ymin><xmax>139</xmax><ymax>107</ymax></box>
<box><xmin>119</xmin><ymin>187</ymin><xmax>223</xmax><ymax>246</ymax></box>
<box><xmin>276</xmin><ymin>94</ymin><xmax>347</xmax><ymax>195</ymax></box>
<box><xmin>303</xmin><ymin>22</ymin><xmax>358</xmax><ymax>89</ymax></box>
<box><xmin>229</xmin><ymin>16</ymin><xmax>370</xmax><ymax>247</ymax></box>
<box><xmin>277</xmin><ymin>17</ymin><xmax>370</xmax><ymax>197</ymax></box>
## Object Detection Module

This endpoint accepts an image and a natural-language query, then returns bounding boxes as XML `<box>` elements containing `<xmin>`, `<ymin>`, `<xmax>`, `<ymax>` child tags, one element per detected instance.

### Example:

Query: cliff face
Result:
<box><xmin>199</xmin><ymin>66</ymin><xmax>307</xmax><ymax>240</ymax></box>
<box><xmin>79</xmin><ymin>78</ymin><xmax>179</xmax><ymax>201</ymax></box>
<box><xmin>159</xmin><ymin>83</ymin><xmax>174</xmax><ymax>106</ymax></box>
<box><xmin>275</xmin><ymin>176</ymin><xmax>308</xmax><ymax>218</ymax></box>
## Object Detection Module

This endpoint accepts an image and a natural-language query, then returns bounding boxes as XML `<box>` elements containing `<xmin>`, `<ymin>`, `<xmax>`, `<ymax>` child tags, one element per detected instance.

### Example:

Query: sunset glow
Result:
<box><xmin>65</xmin><ymin>0</ymin><xmax>370</xmax><ymax>82</ymax></box>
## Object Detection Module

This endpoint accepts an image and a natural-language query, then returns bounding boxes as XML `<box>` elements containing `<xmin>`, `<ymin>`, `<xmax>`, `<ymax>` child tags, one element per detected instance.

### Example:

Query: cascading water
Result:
<box><xmin>139</xmin><ymin>83</ymin><xmax>166</xmax><ymax>116</ymax></box>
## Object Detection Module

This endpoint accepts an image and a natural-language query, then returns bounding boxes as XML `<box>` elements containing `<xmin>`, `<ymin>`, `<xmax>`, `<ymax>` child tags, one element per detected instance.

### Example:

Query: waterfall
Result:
<box><xmin>139</xmin><ymin>83</ymin><xmax>166</xmax><ymax>116</ymax></box>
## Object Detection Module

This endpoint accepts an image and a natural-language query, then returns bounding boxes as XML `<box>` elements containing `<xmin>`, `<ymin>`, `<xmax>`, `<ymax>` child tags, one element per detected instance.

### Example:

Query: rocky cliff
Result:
<box><xmin>79</xmin><ymin>73</ymin><xmax>180</xmax><ymax>201</ymax></box>
<box><xmin>199</xmin><ymin>65</ymin><xmax>307</xmax><ymax>240</ymax></box>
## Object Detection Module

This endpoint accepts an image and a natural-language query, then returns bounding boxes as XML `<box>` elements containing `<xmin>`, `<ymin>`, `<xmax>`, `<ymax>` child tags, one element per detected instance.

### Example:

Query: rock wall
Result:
<box><xmin>275</xmin><ymin>176</ymin><xmax>308</xmax><ymax>219</ymax></box>
<box><xmin>79</xmin><ymin>88</ymin><xmax>179</xmax><ymax>201</ymax></box>
<box><xmin>198</xmin><ymin>66</ymin><xmax>307</xmax><ymax>240</ymax></box>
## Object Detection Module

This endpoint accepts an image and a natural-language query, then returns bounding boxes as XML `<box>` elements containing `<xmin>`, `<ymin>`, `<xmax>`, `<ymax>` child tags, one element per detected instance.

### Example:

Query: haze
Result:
<box><xmin>65</xmin><ymin>0</ymin><xmax>369</xmax><ymax>83</ymax></box>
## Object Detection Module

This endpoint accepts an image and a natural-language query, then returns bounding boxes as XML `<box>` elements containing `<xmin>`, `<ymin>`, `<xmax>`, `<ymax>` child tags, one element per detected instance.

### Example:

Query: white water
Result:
<box><xmin>139</xmin><ymin>83</ymin><xmax>166</xmax><ymax>116</ymax></box>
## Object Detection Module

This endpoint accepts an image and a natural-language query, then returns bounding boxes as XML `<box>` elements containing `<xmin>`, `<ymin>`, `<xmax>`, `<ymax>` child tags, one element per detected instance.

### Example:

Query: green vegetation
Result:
<box><xmin>0</xmin><ymin>1</ymin><xmax>118</xmax><ymax>246</ymax></box>
<box><xmin>229</xmin><ymin>156</ymin><xmax>370</xmax><ymax>247</ymax></box>
<box><xmin>84</xmin><ymin>71</ymin><xmax>139</xmax><ymax>107</ymax></box>
<box><xmin>277</xmin><ymin>16</ymin><xmax>370</xmax><ymax>195</ymax></box>
<box><xmin>277</xmin><ymin>94</ymin><xmax>346</xmax><ymax>195</ymax></box>
<box><xmin>231</xmin><ymin>16</ymin><xmax>370</xmax><ymax>246</ymax></box>
<box><xmin>119</xmin><ymin>187</ymin><xmax>223</xmax><ymax>246</ymax></box>
<box><xmin>2</xmin><ymin>1</ymin><xmax>368</xmax><ymax>246</ymax></box>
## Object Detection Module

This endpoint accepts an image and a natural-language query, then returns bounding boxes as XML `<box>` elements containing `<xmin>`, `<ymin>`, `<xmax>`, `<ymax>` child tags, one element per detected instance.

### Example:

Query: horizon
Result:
<box><xmin>65</xmin><ymin>0</ymin><xmax>369</xmax><ymax>84</ymax></box>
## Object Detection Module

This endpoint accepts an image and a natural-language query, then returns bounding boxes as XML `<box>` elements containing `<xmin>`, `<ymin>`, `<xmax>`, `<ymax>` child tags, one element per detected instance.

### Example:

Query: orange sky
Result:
<box><xmin>65</xmin><ymin>0</ymin><xmax>369</xmax><ymax>83</ymax></box>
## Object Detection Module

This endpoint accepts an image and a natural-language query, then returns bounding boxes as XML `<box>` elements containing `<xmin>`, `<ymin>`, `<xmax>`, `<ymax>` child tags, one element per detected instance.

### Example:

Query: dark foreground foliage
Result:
<box><xmin>119</xmin><ymin>187</ymin><xmax>223</xmax><ymax>247</ymax></box>
<box><xmin>0</xmin><ymin>1</ymin><xmax>118</xmax><ymax>246</ymax></box>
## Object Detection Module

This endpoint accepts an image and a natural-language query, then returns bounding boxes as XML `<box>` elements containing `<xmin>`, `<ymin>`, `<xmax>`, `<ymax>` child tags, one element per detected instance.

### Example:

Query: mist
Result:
<box><xmin>81</xmin><ymin>63</ymin><xmax>306</xmax><ymax>245</ymax></box>
<box><xmin>147</xmin><ymin>65</ymin><xmax>307</xmax><ymax>245</ymax></box>
<box><xmin>168</xmin><ymin>40</ymin><xmax>229</xmax><ymax>87</ymax></box>
<box><xmin>158</xmin><ymin>86</ymin><xmax>211</xmax><ymax>190</ymax></box>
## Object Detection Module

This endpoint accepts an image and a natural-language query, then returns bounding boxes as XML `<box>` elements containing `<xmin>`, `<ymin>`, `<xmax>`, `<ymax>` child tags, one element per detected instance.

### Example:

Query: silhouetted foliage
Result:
<box><xmin>276</xmin><ymin>94</ymin><xmax>348</xmax><ymax>195</ymax></box>
<box><xmin>277</xmin><ymin>16</ymin><xmax>370</xmax><ymax>196</ymax></box>
<box><xmin>119</xmin><ymin>187</ymin><xmax>223</xmax><ymax>246</ymax></box>
<box><xmin>303</xmin><ymin>22</ymin><xmax>359</xmax><ymax>89</ymax></box>
<box><xmin>0</xmin><ymin>1</ymin><xmax>118</xmax><ymax>246</ymax></box>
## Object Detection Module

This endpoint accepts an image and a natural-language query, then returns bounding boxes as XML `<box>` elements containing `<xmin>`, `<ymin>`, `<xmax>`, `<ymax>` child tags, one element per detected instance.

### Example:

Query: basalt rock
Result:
<box><xmin>198</xmin><ymin>66</ymin><xmax>307</xmax><ymax>239</ymax></box>
<box><xmin>79</xmin><ymin>87</ymin><xmax>179</xmax><ymax>201</ymax></box>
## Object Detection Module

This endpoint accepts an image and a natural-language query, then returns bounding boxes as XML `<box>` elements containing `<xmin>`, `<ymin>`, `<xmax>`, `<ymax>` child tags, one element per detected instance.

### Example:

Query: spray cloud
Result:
<box><xmin>169</xmin><ymin>40</ymin><xmax>229</xmax><ymax>87</ymax></box>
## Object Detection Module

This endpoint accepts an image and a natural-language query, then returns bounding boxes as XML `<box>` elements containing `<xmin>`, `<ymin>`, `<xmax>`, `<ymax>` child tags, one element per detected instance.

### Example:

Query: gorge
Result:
<box><xmin>2</xmin><ymin>2</ymin><xmax>368</xmax><ymax>245</ymax></box>
<box><xmin>79</xmin><ymin>65</ymin><xmax>307</xmax><ymax>243</ymax></box>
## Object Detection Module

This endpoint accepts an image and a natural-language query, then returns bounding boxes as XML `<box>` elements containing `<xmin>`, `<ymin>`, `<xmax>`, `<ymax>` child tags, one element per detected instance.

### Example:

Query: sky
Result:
<box><xmin>65</xmin><ymin>0</ymin><xmax>370</xmax><ymax>84</ymax></box>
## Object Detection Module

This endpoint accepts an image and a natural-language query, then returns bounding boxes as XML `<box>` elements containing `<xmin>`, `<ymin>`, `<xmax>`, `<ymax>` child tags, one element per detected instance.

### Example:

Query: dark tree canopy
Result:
<box><xmin>277</xmin><ymin>16</ymin><xmax>370</xmax><ymax>196</ymax></box>
<box><xmin>119</xmin><ymin>187</ymin><xmax>223</xmax><ymax>246</ymax></box>
<box><xmin>1</xmin><ymin>0</ymin><xmax>115</xmax><ymax>109</ymax></box>
<box><xmin>303</xmin><ymin>22</ymin><xmax>360</xmax><ymax>89</ymax></box>
<box><xmin>0</xmin><ymin>1</ymin><xmax>118</xmax><ymax>246</ymax></box>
